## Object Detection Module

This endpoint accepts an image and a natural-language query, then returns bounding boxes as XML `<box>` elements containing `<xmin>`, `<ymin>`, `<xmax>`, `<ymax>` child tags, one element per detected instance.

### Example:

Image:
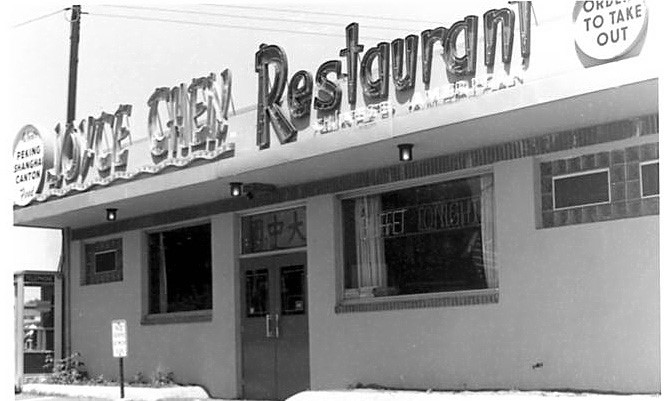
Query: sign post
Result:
<box><xmin>111</xmin><ymin>319</ymin><xmax>128</xmax><ymax>399</ymax></box>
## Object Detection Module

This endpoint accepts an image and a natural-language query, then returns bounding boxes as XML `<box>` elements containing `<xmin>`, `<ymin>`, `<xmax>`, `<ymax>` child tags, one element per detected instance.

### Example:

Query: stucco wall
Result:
<box><xmin>306</xmin><ymin>157</ymin><xmax>659</xmax><ymax>393</ymax></box>
<box><xmin>69</xmin><ymin>214</ymin><xmax>240</xmax><ymax>398</ymax></box>
<box><xmin>68</xmin><ymin>152</ymin><xmax>659</xmax><ymax>396</ymax></box>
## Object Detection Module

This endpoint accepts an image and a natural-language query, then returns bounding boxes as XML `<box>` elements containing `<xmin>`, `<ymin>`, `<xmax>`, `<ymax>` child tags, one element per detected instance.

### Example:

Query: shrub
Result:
<box><xmin>129</xmin><ymin>371</ymin><xmax>148</xmax><ymax>385</ymax></box>
<box><xmin>43</xmin><ymin>352</ymin><xmax>88</xmax><ymax>384</ymax></box>
<box><xmin>151</xmin><ymin>369</ymin><xmax>175</xmax><ymax>387</ymax></box>
<box><xmin>40</xmin><ymin>354</ymin><xmax>177</xmax><ymax>388</ymax></box>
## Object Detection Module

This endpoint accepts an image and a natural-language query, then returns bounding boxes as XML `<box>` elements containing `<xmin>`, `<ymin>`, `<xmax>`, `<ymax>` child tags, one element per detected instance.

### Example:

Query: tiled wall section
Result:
<box><xmin>540</xmin><ymin>142</ymin><xmax>659</xmax><ymax>228</ymax></box>
<box><xmin>82</xmin><ymin>238</ymin><xmax>123</xmax><ymax>285</ymax></box>
<box><xmin>336</xmin><ymin>291</ymin><xmax>499</xmax><ymax>313</ymax></box>
<box><xmin>73</xmin><ymin>114</ymin><xmax>659</xmax><ymax>240</ymax></box>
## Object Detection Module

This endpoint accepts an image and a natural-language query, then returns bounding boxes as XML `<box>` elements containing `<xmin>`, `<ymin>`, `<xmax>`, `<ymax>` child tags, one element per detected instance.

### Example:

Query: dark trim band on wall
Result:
<box><xmin>540</xmin><ymin>142</ymin><xmax>659</xmax><ymax>228</ymax></box>
<box><xmin>335</xmin><ymin>291</ymin><xmax>499</xmax><ymax>313</ymax></box>
<box><xmin>73</xmin><ymin>114</ymin><xmax>658</xmax><ymax>240</ymax></box>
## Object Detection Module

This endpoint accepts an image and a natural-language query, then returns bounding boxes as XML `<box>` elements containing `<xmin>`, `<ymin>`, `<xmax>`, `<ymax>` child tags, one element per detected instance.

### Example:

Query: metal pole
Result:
<box><xmin>66</xmin><ymin>5</ymin><xmax>81</xmax><ymax>124</ymax></box>
<box><xmin>60</xmin><ymin>228</ymin><xmax>72</xmax><ymax>359</ymax></box>
<box><xmin>14</xmin><ymin>274</ymin><xmax>25</xmax><ymax>393</ymax></box>
<box><xmin>119</xmin><ymin>357</ymin><xmax>125</xmax><ymax>398</ymax></box>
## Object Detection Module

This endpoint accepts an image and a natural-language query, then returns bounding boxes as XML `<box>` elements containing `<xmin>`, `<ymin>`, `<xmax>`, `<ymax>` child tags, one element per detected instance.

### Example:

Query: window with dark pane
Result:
<box><xmin>246</xmin><ymin>269</ymin><xmax>268</xmax><ymax>317</ymax></box>
<box><xmin>342</xmin><ymin>174</ymin><xmax>496</xmax><ymax>299</ymax></box>
<box><xmin>148</xmin><ymin>223</ymin><xmax>212</xmax><ymax>314</ymax></box>
<box><xmin>553</xmin><ymin>170</ymin><xmax>610</xmax><ymax>209</ymax></box>
<box><xmin>641</xmin><ymin>162</ymin><xmax>659</xmax><ymax>197</ymax></box>
<box><xmin>94</xmin><ymin>250</ymin><xmax>117</xmax><ymax>273</ymax></box>
<box><xmin>83</xmin><ymin>238</ymin><xmax>123</xmax><ymax>285</ymax></box>
<box><xmin>281</xmin><ymin>266</ymin><xmax>305</xmax><ymax>315</ymax></box>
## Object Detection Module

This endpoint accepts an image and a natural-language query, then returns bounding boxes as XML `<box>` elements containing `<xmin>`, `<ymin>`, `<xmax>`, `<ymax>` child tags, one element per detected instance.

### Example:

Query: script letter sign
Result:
<box><xmin>111</xmin><ymin>319</ymin><xmax>128</xmax><ymax>358</ymax></box>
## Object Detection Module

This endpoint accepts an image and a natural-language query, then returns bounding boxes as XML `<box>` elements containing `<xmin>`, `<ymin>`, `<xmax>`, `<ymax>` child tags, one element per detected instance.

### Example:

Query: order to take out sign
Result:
<box><xmin>111</xmin><ymin>319</ymin><xmax>128</xmax><ymax>358</ymax></box>
<box><xmin>574</xmin><ymin>0</ymin><xmax>648</xmax><ymax>61</ymax></box>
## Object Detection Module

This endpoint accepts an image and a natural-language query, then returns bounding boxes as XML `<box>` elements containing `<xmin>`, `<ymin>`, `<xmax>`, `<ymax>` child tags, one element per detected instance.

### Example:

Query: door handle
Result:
<box><xmin>274</xmin><ymin>314</ymin><xmax>280</xmax><ymax>338</ymax></box>
<box><xmin>266</xmin><ymin>314</ymin><xmax>272</xmax><ymax>338</ymax></box>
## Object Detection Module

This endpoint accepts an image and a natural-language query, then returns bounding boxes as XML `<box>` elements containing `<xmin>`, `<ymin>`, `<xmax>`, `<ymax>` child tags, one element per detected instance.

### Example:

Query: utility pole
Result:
<box><xmin>66</xmin><ymin>5</ymin><xmax>81</xmax><ymax>124</ymax></box>
<box><xmin>63</xmin><ymin>4</ymin><xmax>81</xmax><ymax>361</ymax></box>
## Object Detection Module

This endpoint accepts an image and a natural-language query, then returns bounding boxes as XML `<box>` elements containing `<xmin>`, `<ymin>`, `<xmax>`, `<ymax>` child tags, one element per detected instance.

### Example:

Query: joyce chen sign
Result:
<box><xmin>13</xmin><ymin>67</ymin><xmax>235</xmax><ymax>206</ymax></box>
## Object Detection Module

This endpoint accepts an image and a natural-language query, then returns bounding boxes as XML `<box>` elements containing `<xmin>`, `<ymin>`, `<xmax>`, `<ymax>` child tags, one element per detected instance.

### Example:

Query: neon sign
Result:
<box><xmin>14</xmin><ymin>67</ymin><xmax>236</xmax><ymax>205</ymax></box>
<box><xmin>46</xmin><ymin>104</ymin><xmax>133</xmax><ymax>188</ymax></box>
<box><xmin>256</xmin><ymin>3</ymin><xmax>532</xmax><ymax>149</ymax></box>
<box><xmin>147</xmin><ymin>69</ymin><xmax>233</xmax><ymax>161</ymax></box>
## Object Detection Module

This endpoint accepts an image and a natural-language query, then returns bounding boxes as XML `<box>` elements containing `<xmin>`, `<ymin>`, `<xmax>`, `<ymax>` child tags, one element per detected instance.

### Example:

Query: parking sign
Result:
<box><xmin>111</xmin><ymin>319</ymin><xmax>128</xmax><ymax>358</ymax></box>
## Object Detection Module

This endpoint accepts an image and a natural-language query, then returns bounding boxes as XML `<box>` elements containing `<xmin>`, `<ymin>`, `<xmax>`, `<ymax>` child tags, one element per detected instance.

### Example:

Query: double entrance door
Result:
<box><xmin>241</xmin><ymin>252</ymin><xmax>310</xmax><ymax>400</ymax></box>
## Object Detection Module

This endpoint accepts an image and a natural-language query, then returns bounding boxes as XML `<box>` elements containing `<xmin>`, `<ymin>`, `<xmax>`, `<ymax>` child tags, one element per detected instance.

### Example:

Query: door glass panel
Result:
<box><xmin>245</xmin><ymin>269</ymin><xmax>269</xmax><ymax>317</ymax></box>
<box><xmin>281</xmin><ymin>266</ymin><xmax>305</xmax><ymax>315</ymax></box>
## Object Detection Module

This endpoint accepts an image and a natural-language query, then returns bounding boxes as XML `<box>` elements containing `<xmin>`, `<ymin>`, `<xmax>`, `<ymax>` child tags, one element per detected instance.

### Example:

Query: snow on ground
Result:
<box><xmin>21</xmin><ymin>383</ymin><xmax>210</xmax><ymax>401</ymax></box>
<box><xmin>19</xmin><ymin>385</ymin><xmax>660</xmax><ymax>400</ymax></box>
<box><xmin>286</xmin><ymin>389</ymin><xmax>659</xmax><ymax>401</ymax></box>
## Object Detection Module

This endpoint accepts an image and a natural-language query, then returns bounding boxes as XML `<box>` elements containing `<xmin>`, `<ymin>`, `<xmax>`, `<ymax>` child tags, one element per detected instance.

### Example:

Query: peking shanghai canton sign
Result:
<box><xmin>13</xmin><ymin>125</ymin><xmax>52</xmax><ymax>206</ymax></box>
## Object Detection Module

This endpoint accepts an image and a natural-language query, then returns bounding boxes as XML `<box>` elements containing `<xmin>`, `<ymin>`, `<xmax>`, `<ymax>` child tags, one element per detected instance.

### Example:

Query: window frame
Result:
<box><xmin>93</xmin><ymin>249</ymin><xmax>118</xmax><ymax>274</ymax></box>
<box><xmin>639</xmin><ymin>159</ymin><xmax>659</xmax><ymax>199</ymax></box>
<box><xmin>141</xmin><ymin>219</ymin><xmax>213</xmax><ymax>325</ymax></box>
<box><xmin>336</xmin><ymin>167</ymin><xmax>498</xmax><ymax>312</ymax></box>
<box><xmin>82</xmin><ymin>237</ymin><xmax>123</xmax><ymax>286</ymax></box>
<box><xmin>551</xmin><ymin>167</ymin><xmax>611</xmax><ymax>211</ymax></box>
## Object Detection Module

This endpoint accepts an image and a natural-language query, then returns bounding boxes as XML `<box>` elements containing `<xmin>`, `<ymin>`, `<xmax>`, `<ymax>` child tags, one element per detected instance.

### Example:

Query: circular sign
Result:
<box><xmin>13</xmin><ymin>125</ymin><xmax>48</xmax><ymax>206</ymax></box>
<box><xmin>574</xmin><ymin>0</ymin><xmax>648</xmax><ymax>61</ymax></box>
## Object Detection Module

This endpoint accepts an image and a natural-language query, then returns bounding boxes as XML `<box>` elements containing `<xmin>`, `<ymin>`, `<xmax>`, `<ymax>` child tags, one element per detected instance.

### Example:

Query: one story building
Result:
<box><xmin>13</xmin><ymin>2</ymin><xmax>659</xmax><ymax>399</ymax></box>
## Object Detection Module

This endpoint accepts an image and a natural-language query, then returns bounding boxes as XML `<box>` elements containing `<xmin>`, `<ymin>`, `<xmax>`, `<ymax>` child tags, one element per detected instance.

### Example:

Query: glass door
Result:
<box><xmin>240</xmin><ymin>252</ymin><xmax>309</xmax><ymax>400</ymax></box>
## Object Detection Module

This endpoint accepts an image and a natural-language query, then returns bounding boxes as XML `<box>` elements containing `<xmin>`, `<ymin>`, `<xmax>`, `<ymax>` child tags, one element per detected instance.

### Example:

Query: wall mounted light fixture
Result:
<box><xmin>106</xmin><ymin>208</ymin><xmax>118</xmax><ymax>222</ymax></box>
<box><xmin>230</xmin><ymin>182</ymin><xmax>243</xmax><ymax>197</ymax></box>
<box><xmin>398</xmin><ymin>144</ymin><xmax>414</xmax><ymax>162</ymax></box>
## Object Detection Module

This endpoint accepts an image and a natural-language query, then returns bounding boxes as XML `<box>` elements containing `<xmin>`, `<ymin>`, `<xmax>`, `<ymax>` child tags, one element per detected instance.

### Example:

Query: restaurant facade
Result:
<box><xmin>13</xmin><ymin>2</ymin><xmax>659</xmax><ymax>399</ymax></box>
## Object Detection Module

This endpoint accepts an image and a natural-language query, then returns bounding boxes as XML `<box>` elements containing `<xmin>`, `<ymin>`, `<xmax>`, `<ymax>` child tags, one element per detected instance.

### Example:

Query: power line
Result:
<box><xmin>201</xmin><ymin>3</ymin><xmax>446</xmax><ymax>26</ymax></box>
<box><xmin>97</xmin><ymin>4</ymin><xmax>421</xmax><ymax>33</ymax></box>
<box><xmin>12</xmin><ymin>7</ymin><xmax>68</xmax><ymax>28</ymax></box>
<box><xmin>87</xmin><ymin>12</ymin><xmax>388</xmax><ymax>41</ymax></box>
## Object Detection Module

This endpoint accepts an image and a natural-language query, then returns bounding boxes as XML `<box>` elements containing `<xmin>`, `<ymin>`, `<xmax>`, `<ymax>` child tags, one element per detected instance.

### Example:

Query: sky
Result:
<box><xmin>0</xmin><ymin>0</ymin><xmax>667</xmax><ymax>397</ymax></box>
<box><xmin>2</xmin><ymin>0</ymin><xmax>548</xmax><ymax>275</ymax></box>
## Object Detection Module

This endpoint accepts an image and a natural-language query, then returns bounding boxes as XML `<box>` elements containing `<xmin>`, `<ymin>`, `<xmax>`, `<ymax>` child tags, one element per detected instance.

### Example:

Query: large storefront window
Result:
<box><xmin>342</xmin><ymin>174</ymin><xmax>496</xmax><ymax>299</ymax></box>
<box><xmin>147</xmin><ymin>223</ymin><xmax>212</xmax><ymax>314</ymax></box>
